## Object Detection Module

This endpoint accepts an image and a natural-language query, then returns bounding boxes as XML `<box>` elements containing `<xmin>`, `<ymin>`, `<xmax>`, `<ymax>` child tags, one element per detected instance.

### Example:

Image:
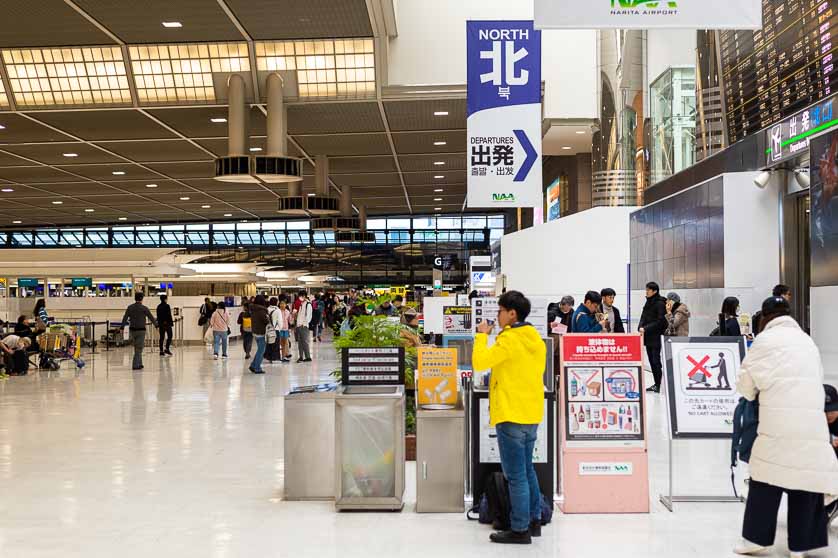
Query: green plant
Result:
<box><xmin>331</xmin><ymin>314</ymin><xmax>418</xmax><ymax>387</ymax></box>
<box><xmin>405</xmin><ymin>395</ymin><xmax>416</xmax><ymax>435</ymax></box>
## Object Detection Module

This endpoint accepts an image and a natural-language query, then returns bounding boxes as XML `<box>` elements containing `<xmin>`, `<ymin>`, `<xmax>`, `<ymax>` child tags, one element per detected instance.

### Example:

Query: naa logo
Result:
<box><xmin>492</xmin><ymin>193</ymin><xmax>516</xmax><ymax>202</ymax></box>
<box><xmin>610</xmin><ymin>0</ymin><xmax>678</xmax><ymax>15</ymax></box>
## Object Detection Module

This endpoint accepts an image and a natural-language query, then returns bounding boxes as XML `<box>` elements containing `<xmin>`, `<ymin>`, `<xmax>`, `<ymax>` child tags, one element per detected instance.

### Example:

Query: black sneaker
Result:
<box><xmin>165</xmin><ymin>350</ymin><xmax>173</xmax><ymax>356</ymax></box>
<box><xmin>530</xmin><ymin>521</ymin><xmax>542</xmax><ymax>537</ymax></box>
<box><xmin>297</xmin><ymin>358</ymin><xmax>304</xmax><ymax>363</ymax></box>
<box><xmin>303</xmin><ymin>358</ymin><xmax>313</xmax><ymax>362</ymax></box>
<box><xmin>490</xmin><ymin>530</ymin><xmax>532</xmax><ymax>545</ymax></box>
<box><xmin>646</xmin><ymin>384</ymin><xmax>660</xmax><ymax>393</ymax></box>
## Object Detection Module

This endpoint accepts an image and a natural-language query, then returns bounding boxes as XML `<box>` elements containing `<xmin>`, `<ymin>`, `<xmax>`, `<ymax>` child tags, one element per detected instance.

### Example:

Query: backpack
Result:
<box><xmin>8</xmin><ymin>349</ymin><xmax>29</xmax><ymax>375</ymax></box>
<box><xmin>309</xmin><ymin>307</ymin><xmax>322</xmax><ymax>330</ymax></box>
<box><xmin>730</xmin><ymin>396</ymin><xmax>760</xmax><ymax>498</ymax></box>
<box><xmin>467</xmin><ymin>472</ymin><xmax>553</xmax><ymax>528</ymax></box>
<box><xmin>265</xmin><ymin>308</ymin><xmax>278</xmax><ymax>344</ymax></box>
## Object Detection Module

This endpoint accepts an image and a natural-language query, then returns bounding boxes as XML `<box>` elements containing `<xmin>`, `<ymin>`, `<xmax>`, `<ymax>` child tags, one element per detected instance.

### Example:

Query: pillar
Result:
<box><xmin>227</xmin><ymin>74</ymin><xmax>247</xmax><ymax>157</ymax></box>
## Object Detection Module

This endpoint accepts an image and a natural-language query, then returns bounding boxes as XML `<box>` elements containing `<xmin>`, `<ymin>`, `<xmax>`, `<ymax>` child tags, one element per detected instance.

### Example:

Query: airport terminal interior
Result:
<box><xmin>1</xmin><ymin>1</ymin><xmax>837</xmax><ymax>556</ymax></box>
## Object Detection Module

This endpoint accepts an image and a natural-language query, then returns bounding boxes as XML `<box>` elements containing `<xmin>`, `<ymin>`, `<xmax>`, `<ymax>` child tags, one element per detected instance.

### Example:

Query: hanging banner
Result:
<box><xmin>467</xmin><ymin>20</ymin><xmax>542</xmax><ymax>208</ymax></box>
<box><xmin>663</xmin><ymin>336</ymin><xmax>747</xmax><ymax>439</ymax></box>
<box><xmin>534</xmin><ymin>0</ymin><xmax>762</xmax><ymax>30</ymax></box>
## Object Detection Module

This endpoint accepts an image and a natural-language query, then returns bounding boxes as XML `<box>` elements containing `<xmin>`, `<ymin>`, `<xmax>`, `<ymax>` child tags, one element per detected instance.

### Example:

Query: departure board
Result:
<box><xmin>721</xmin><ymin>0</ymin><xmax>838</xmax><ymax>144</ymax></box>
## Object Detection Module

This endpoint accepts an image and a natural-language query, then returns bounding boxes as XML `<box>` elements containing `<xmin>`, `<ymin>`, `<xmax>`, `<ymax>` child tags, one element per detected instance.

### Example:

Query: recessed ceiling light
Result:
<box><xmin>12</xmin><ymin>220</ymin><xmax>21</xmax><ymax>224</ymax></box>
<box><xmin>223</xmin><ymin>213</ymin><xmax>233</xmax><ymax>217</ymax></box>
<box><xmin>112</xmin><ymin>171</ymin><xmax>125</xmax><ymax>175</ymax></box>
<box><xmin>434</xmin><ymin>188</ymin><xmax>444</xmax><ymax>193</ymax></box>
<box><xmin>434</xmin><ymin>175</ymin><xmax>444</xmax><ymax>179</ymax></box>
<box><xmin>562</xmin><ymin>146</ymin><xmax>573</xmax><ymax>150</ymax></box>
<box><xmin>433</xmin><ymin>111</ymin><xmax>449</xmax><ymax>116</ymax></box>
<box><xmin>0</xmin><ymin>124</ymin><xmax>5</xmax><ymax>130</ymax></box>
<box><xmin>1</xmin><ymin>188</ymin><xmax>13</xmax><ymax>193</ymax></box>
<box><xmin>434</xmin><ymin>207</ymin><xmax>442</xmax><ymax>211</ymax></box>
<box><xmin>201</xmin><ymin>204</ymin><xmax>211</xmax><ymax>208</ymax></box>
<box><xmin>210</xmin><ymin>117</ymin><xmax>227</xmax><ymax>123</ymax></box>
<box><xmin>145</xmin><ymin>184</ymin><xmax>158</xmax><ymax>188</ymax></box>
<box><xmin>434</xmin><ymin>198</ymin><xmax>443</xmax><ymax>202</ymax></box>
<box><xmin>433</xmin><ymin>161</ymin><xmax>445</xmax><ymax>166</ymax></box>
<box><xmin>249</xmin><ymin>147</ymin><xmax>262</xmax><ymax>152</ymax></box>
<box><xmin>575</xmin><ymin>130</ymin><xmax>586</xmax><ymax>135</ymax></box>
<box><xmin>161</xmin><ymin>21</ymin><xmax>182</xmax><ymax>28</ymax></box>
<box><xmin>179</xmin><ymin>196</ymin><xmax>190</xmax><ymax>201</ymax></box>
<box><xmin>52</xmin><ymin>201</ymin><xmax>63</xmax><ymax>205</ymax></box>
<box><xmin>62</xmin><ymin>153</ymin><xmax>78</xmax><ymax>158</ymax></box>
<box><xmin>118</xmin><ymin>217</ymin><xmax>127</xmax><ymax>221</ymax></box>
<box><xmin>433</xmin><ymin>141</ymin><xmax>447</xmax><ymax>146</ymax></box>
<box><xmin>307</xmin><ymin>193</ymin><xmax>316</xmax><ymax>197</ymax></box>
<box><xmin>84</xmin><ymin>208</ymin><xmax>94</xmax><ymax>213</ymax></box>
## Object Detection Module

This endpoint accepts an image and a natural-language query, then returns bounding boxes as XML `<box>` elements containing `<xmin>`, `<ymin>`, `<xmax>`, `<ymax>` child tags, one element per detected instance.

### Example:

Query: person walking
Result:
<box><xmin>265</xmin><ymin>297</ymin><xmax>281</xmax><ymax>363</ymax></box>
<box><xmin>278</xmin><ymin>298</ymin><xmax>292</xmax><ymax>362</ymax></box>
<box><xmin>156</xmin><ymin>294</ymin><xmax>174</xmax><ymax>356</ymax></box>
<box><xmin>600</xmin><ymin>288</ymin><xmax>625</xmax><ymax>333</ymax></box>
<box><xmin>198</xmin><ymin>297</ymin><xmax>213</xmax><ymax>341</ymax></box>
<box><xmin>209</xmin><ymin>302</ymin><xmax>230</xmax><ymax>360</ymax></box>
<box><xmin>472</xmin><ymin>291</ymin><xmax>546</xmax><ymax>545</ymax></box>
<box><xmin>295</xmin><ymin>291</ymin><xmax>313</xmax><ymax>362</ymax></box>
<box><xmin>734</xmin><ymin>296</ymin><xmax>838</xmax><ymax>557</ymax></box>
<box><xmin>237</xmin><ymin>301</ymin><xmax>253</xmax><ymax>359</ymax></box>
<box><xmin>665</xmin><ymin>292</ymin><xmax>691</xmax><ymax>336</ymax></box>
<box><xmin>249</xmin><ymin>295</ymin><xmax>269</xmax><ymax>374</ymax></box>
<box><xmin>639</xmin><ymin>282</ymin><xmax>668</xmax><ymax>393</ymax></box>
<box><xmin>121</xmin><ymin>292</ymin><xmax>157</xmax><ymax>371</ymax></box>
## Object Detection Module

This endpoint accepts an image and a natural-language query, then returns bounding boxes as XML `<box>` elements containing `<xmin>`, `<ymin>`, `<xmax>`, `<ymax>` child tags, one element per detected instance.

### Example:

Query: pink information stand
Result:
<box><xmin>558</xmin><ymin>334</ymin><xmax>650</xmax><ymax>514</ymax></box>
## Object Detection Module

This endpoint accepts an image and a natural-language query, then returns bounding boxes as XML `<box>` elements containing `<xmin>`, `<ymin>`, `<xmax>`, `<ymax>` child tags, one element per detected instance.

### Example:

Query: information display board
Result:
<box><xmin>417</xmin><ymin>347</ymin><xmax>458</xmax><ymax>407</ymax></box>
<box><xmin>562</xmin><ymin>335</ymin><xmax>644</xmax><ymax>445</ymax></box>
<box><xmin>341</xmin><ymin>347</ymin><xmax>405</xmax><ymax>385</ymax></box>
<box><xmin>662</xmin><ymin>336</ymin><xmax>747</xmax><ymax>439</ymax></box>
<box><xmin>721</xmin><ymin>1</ymin><xmax>838</xmax><ymax>144</ymax></box>
<box><xmin>478</xmin><ymin>398</ymin><xmax>549</xmax><ymax>463</ymax></box>
<box><xmin>443</xmin><ymin>306</ymin><xmax>472</xmax><ymax>335</ymax></box>
<box><xmin>471</xmin><ymin>297</ymin><xmax>499</xmax><ymax>334</ymax></box>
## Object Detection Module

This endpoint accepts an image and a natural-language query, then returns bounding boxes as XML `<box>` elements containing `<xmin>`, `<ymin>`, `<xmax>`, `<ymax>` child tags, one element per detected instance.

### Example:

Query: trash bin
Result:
<box><xmin>416</xmin><ymin>401</ymin><xmax>465</xmax><ymax>512</ymax></box>
<box><xmin>335</xmin><ymin>385</ymin><xmax>405</xmax><ymax>510</ymax></box>
<box><xmin>284</xmin><ymin>384</ymin><xmax>337</xmax><ymax>500</ymax></box>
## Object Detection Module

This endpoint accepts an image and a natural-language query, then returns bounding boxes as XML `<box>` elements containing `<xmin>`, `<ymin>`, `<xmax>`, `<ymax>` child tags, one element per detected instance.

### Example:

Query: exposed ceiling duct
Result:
<box><xmin>336</xmin><ymin>202</ymin><xmax>375</xmax><ymax>243</ymax></box>
<box><xmin>283</xmin><ymin>153</ymin><xmax>340</xmax><ymax>217</ymax></box>
<box><xmin>215</xmin><ymin>72</ymin><xmax>303</xmax><ymax>185</ymax></box>
<box><xmin>312</xmin><ymin>168</ymin><xmax>359</xmax><ymax>230</ymax></box>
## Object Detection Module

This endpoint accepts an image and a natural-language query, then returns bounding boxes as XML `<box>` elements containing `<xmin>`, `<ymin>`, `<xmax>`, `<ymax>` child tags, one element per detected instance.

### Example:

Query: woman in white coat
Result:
<box><xmin>735</xmin><ymin>296</ymin><xmax>838</xmax><ymax>557</ymax></box>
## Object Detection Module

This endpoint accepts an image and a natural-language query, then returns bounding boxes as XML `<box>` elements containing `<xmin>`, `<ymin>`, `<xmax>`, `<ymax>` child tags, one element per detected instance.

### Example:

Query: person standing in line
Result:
<box><xmin>638</xmin><ymin>282</ymin><xmax>668</xmax><ymax>393</ymax></box>
<box><xmin>665</xmin><ymin>292</ymin><xmax>691</xmax><ymax>336</ymax></box>
<box><xmin>122</xmin><ymin>292</ymin><xmax>158</xmax><ymax>371</ymax></box>
<box><xmin>572</xmin><ymin>291</ymin><xmax>608</xmax><ymax>333</ymax></box>
<box><xmin>557</xmin><ymin>296</ymin><xmax>575</xmax><ymax>333</ymax></box>
<box><xmin>265</xmin><ymin>297</ymin><xmax>281</xmax><ymax>363</ymax></box>
<box><xmin>210</xmin><ymin>301</ymin><xmax>230</xmax><ymax>360</ymax></box>
<box><xmin>237</xmin><ymin>300</ymin><xmax>253</xmax><ymax>359</ymax></box>
<box><xmin>295</xmin><ymin>291</ymin><xmax>313</xmax><ymax>362</ymax></box>
<box><xmin>600</xmin><ymin>288</ymin><xmax>625</xmax><ymax>333</ymax></box>
<box><xmin>734</xmin><ymin>297</ymin><xmax>838</xmax><ymax>557</ymax></box>
<box><xmin>249</xmin><ymin>295</ymin><xmax>269</xmax><ymax>374</ymax></box>
<box><xmin>472</xmin><ymin>291</ymin><xmax>546</xmax><ymax>545</ymax></box>
<box><xmin>718</xmin><ymin>297</ymin><xmax>742</xmax><ymax>336</ymax></box>
<box><xmin>277</xmin><ymin>298</ymin><xmax>292</xmax><ymax>362</ymax></box>
<box><xmin>156</xmin><ymin>294</ymin><xmax>174</xmax><ymax>356</ymax></box>
<box><xmin>199</xmin><ymin>297</ymin><xmax>213</xmax><ymax>341</ymax></box>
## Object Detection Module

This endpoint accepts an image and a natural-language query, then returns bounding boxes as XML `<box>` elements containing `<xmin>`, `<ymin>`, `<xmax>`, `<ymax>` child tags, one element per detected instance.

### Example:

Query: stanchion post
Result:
<box><xmin>105</xmin><ymin>320</ymin><xmax>111</xmax><ymax>352</ymax></box>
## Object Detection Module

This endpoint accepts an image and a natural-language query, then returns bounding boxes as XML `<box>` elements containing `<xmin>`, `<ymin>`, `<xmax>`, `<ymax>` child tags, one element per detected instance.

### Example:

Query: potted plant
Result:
<box><xmin>332</xmin><ymin>311</ymin><xmax>419</xmax><ymax>460</ymax></box>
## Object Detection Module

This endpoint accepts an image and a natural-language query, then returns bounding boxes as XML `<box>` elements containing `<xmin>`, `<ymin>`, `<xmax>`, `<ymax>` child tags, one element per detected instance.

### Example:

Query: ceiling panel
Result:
<box><xmin>329</xmin><ymin>156</ymin><xmax>396</xmax><ymax>174</ymax></box>
<box><xmin>145</xmin><ymin>161</ymin><xmax>215</xmax><ymax>179</ymax></box>
<box><xmin>403</xmin><ymin>171</ymin><xmax>467</xmax><ymax>186</ymax></box>
<box><xmin>0</xmin><ymin>166</ymin><xmax>78</xmax><ymax>183</ymax></box>
<box><xmin>210</xmin><ymin>189</ymin><xmax>278</xmax><ymax>202</ymax></box>
<box><xmin>73</xmin><ymin>0</ymin><xmax>243</xmax><ymax>44</ymax></box>
<box><xmin>294</xmin><ymin>133</ymin><xmax>391</xmax><ymax>156</ymax></box>
<box><xmin>408</xmin><ymin>184</ymin><xmax>466</xmax><ymax>196</ymax></box>
<box><xmin>1</xmin><ymin>143</ymin><xmax>122</xmax><ymax>165</ymax></box>
<box><xmin>0</xmin><ymin>114</ymin><xmax>77</xmax><ymax>144</ymax></box>
<box><xmin>95</xmin><ymin>139</ymin><xmax>213</xmax><ymax>163</ymax></box>
<box><xmin>76</xmin><ymin>194</ymin><xmax>147</xmax><ymax>205</ymax></box>
<box><xmin>180</xmin><ymin>177</ymin><xmax>292</xmax><ymax>192</ymax></box>
<box><xmin>106</xmin><ymin>179</ymin><xmax>190</xmax><ymax>193</ymax></box>
<box><xmin>287</xmin><ymin>102</ymin><xmax>383</xmax><ymax>134</ymax></box>
<box><xmin>392</xmin><ymin>130</ymin><xmax>467</xmax><ymax>154</ymax></box>
<box><xmin>55</xmin><ymin>163</ymin><xmax>160</xmax><ymax>181</ymax></box>
<box><xmin>0</xmin><ymin>0</ymin><xmax>116</xmax><ymax>47</ymax></box>
<box><xmin>36</xmin><ymin>182</ymin><xmax>123</xmax><ymax>196</ymax></box>
<box><xmin>145</xmin><ymin>106</ymin><xmax>266</xmax><ymax>138</ymax></box>
<box><xmin>384</xmin><ymin>99</ymin><xmax>467</xmax><ymax>132</ymax></box>
<box><xmin>0</xmin><ymin>151</ymin><xmax>40</xmax><ymax>167</ymax></box>
<box><xmin>227</xmin><ymin>0</ymin><xmax>371</xmax><ymax>39</ymax></box>
<box><xmin>32</xmin><ymin>110</ymin><xmax>176</xmax><ymax>141</ymax></box>
<box><xmin>398</xmin><ymin>154</ymin><xmax>466</xmax><ymax>172</ymax></box>
<box><xmin>330</xmin><ymin>172</ymin><xmax>401</xmax><ymax>187</ymax></box>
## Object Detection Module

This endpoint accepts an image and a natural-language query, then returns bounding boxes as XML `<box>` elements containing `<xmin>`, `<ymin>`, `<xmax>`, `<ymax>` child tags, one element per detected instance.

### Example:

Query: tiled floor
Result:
<box><xmin>0</xmin><ymin>337</ymin><xmax>834</xmax><ymax>557</ymax></box>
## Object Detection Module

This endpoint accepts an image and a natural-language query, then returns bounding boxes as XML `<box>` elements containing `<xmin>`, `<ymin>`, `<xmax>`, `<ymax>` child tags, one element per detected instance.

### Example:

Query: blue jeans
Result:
<box><xmin>212</xmin><ymin>331</ymin><xmax>228</xmax><ymax>356</ymax></box>
<box><xmin>252</xmin><ymin>335</ymin><xmax>266</xmax><ymax>371</ymax></box>
<box><xmin>495</xmin><ymin>422</ymin><xmax>541</xmax><ymax>532</ymax></box>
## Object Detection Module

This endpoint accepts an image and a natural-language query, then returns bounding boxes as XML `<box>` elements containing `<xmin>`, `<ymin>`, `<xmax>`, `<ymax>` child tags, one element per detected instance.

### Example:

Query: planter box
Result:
<box><xmin>405</xmin><ymin>434</ymin><xmax>416</xmax><ymax>462</ymax></box>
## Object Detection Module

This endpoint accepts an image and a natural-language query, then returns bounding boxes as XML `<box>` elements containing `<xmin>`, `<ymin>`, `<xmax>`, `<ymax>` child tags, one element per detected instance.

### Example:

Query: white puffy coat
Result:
<box><xmin>736</xmin><ymin>316</ymin><xmax>838</xmax><ymax>498</ymax></box>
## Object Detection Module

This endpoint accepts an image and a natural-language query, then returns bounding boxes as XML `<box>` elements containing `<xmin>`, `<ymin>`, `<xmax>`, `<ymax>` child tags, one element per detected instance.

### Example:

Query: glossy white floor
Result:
<box><xmin>0</xmin><ymin>337</ymin><xmax>835</xmax><ymax>558</ymax></box>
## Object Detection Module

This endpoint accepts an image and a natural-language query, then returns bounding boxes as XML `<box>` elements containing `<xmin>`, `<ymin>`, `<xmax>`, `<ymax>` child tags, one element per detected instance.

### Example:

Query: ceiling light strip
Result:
<box><xmin>214</xmin><ymin>0</ymin><xmax>261</xmax><ymax>103</ymax></box>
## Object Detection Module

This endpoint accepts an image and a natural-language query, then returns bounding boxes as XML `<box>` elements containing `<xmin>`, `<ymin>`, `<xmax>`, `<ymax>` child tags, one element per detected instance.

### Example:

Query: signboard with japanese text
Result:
<box><xmin>417</xmin><ymin>347</ymin><xmax>459</xmax><ymax>407</ymax></box>
<box><xmin>341</xmin><ymin>347</ymin><xmax>405</xmax><ymax>386</ymax></box>
<box><xmin>443</xmin><ymin>306</ymin><xmax>472</xmax><ymax>335</ymax></box>
<box><xmin>561</xmin><ymin>334</ymin><xmax>645</xmax><ymax>447</ymax></box>
<box><xmin>766</xmin><ymin>94</ymin><xmax>837</xmax><ymax>167</ymax></box>
<box><xmin>534</xmin><ymin>0</ymin><xmax>762</xmax><ymax>30</ymax></box>
<box><xmin>467</xmin><ymin>20</ymin><xmax>542</xmax><ymax>208</ymax></box>
<box><xmin>663</xmin><ymin>337</ymin><xmax>747</xmax><ymax>439</ymax></box>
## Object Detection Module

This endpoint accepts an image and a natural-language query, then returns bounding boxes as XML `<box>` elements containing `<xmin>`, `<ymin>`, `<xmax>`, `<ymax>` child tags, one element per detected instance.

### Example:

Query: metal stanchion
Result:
<box><xmin>105</xmin><ymin>320</ymin><xmax>111</xmax><ymax>352</ymax></box>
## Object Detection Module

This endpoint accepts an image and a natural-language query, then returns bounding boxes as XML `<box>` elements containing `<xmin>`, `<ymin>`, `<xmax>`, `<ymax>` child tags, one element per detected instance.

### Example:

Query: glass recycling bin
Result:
<box><xmin>334</xmin><ymin>347</ymin><xmax>406</xmax><ymax>511</ymax></box>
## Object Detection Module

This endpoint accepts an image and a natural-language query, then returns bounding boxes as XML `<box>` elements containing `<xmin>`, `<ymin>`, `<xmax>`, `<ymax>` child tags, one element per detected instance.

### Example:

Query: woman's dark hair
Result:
<box><xmin>254</xmin><ymin>295</ymin><xmax>267</xmax><ymax>307</ymax></box>
<box><xmin>17</xmin><ymin>314</ymin><xmax>27</xmax><ymax>325</ymax></box>
<box><xmin>217</xmin><ymin>302</ymin><xmax>226</xmax><ymax>310</ymax></box>
<box><xmin>772</xmin><ymin>284</ymin><xmax>791</xmax><ymax>298</ymax></box>
<box><xmin>33</xmin><ymin>298</ymin><xmax>45</xmax><ymax>315</ymax></box>
<box><xmin>721</xmin><ymin>296</ymin><xmax>740</xmax><ymax>317</ymax></box>
<box><xmin>269</xmin><ymin>297</ymin><xmax>278</xmax><ymax>306</ymax></box>
<box><xmin>498</xmin><ymin>290</ymin><xmax>531</xmax><ymax>321</ymax></box>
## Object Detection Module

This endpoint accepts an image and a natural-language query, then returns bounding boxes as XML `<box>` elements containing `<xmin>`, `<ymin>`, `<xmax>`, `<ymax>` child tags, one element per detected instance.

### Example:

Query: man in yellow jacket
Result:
<box><xmin>473</xmin><ymin>291</ymin><xmax>546</xmax><ymax>544</ymax></box>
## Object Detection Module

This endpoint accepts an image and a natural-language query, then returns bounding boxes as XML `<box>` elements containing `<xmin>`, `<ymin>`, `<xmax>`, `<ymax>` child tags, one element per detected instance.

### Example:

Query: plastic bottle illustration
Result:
<box><xmin>571</xmin><ymin>410</ymin><xmax>579</xmax><ymax>432</ymax></box>
<box><xmin>571</xmin><ymin>377</ymin><xmax>578</xmax><ymax>397</ymax></box>
<box><xmin>585</xmin><ymin>405</ymin><xmax>591</xmax><ymax>422</ymax></box>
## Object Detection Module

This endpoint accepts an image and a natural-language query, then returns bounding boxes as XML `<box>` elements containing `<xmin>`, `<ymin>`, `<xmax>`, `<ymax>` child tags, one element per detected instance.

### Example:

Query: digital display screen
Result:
<box><xmin>721</xmin><ymin>1</ymin><xmax>838</xmax><ymax>144</ymax></box>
